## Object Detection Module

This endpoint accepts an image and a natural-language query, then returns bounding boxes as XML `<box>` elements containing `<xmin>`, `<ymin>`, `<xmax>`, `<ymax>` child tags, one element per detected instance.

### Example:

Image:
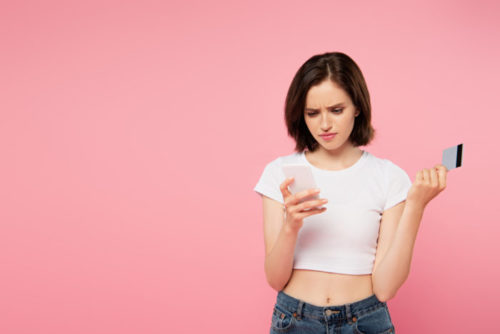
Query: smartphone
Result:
<box><xmin>281</xmin><ymin>164</ymin><xmax>325</xmax><ymax>209</ymax></box>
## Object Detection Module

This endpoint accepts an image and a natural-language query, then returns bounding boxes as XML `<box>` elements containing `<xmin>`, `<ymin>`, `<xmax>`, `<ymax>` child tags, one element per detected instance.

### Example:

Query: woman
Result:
<box><xmin>254</xmin><ymin>52</ymin><xmax>447</xmax><ymax>334</ymax></box>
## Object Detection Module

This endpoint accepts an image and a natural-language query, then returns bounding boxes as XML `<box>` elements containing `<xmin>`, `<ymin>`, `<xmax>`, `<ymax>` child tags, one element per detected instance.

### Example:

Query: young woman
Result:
<box><xmin>254</xmin><ymin>52</ymin><xmax>447</xmax><ymax>334</ymax></box>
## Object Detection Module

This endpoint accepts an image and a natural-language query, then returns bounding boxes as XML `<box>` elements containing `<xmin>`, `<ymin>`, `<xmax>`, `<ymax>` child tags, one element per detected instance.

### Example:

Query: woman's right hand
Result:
<box><xmin>279</xmin><ymin>177</ymin><xmax>328</xmax><ymax>232</ymax></box>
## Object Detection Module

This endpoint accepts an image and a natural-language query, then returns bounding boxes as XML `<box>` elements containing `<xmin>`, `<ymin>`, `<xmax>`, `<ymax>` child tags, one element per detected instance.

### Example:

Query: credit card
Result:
<box><xmin>442</xmin><ymin>143</ymin><xmax>463</xmax><ymax>170</ymax></box>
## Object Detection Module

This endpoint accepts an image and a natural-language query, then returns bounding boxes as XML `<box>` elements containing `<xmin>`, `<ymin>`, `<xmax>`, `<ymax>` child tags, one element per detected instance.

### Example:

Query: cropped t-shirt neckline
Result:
<box><xmin>300</xmin><ymin>150</ymin><xmax>369</xmax><ymax>175</ymax></box>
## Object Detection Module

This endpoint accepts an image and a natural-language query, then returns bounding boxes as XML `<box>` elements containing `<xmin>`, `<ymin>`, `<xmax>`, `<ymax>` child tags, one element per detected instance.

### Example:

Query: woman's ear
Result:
<box><xmin>354</xmin><ymin>109</ymin><xmax>360</xmax><ymax>117</ymax></box>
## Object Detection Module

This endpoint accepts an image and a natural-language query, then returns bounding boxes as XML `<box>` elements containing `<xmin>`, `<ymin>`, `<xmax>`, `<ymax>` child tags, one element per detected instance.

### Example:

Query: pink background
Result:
<box><xmin>1</xmin><ymin>0</ymin><xmax>498</xmax><ymax>333</ymax></box>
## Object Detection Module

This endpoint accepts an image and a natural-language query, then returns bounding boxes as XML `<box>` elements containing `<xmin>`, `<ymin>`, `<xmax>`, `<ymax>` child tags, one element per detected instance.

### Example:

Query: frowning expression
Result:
<box><xmin>304</xmin><ymin>79</ymin><xmax>359</xmax><ymax>152</ymax></box>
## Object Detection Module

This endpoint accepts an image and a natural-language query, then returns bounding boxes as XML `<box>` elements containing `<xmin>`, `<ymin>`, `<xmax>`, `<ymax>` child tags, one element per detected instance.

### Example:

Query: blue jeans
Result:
<box><xmin>270</xmin><ymin>291</ymin><xmax>395</xmax><ymax>334</ymax></box>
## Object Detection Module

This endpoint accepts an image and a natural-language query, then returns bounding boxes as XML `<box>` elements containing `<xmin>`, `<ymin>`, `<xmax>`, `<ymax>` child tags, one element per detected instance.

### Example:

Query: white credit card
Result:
<box><xmin>442</xmin><ymin>143</ymin><xmax>463</xmax><ymax>170</ymax></box>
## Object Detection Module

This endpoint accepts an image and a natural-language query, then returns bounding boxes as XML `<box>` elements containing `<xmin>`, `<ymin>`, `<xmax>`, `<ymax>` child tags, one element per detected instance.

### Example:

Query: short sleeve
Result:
<box><xmin>253</xmin><ymin>158</ymin><xmax>285</xmax><ymax>204</ymax></box>
<box><xmin>383</xmin><ymin>161</ymin><xmax>412</xmax><ymax>211</ymax></box>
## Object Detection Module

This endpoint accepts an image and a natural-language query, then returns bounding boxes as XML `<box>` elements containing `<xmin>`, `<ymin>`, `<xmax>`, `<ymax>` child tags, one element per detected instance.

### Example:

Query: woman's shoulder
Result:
<box><xmin>362</xmin><ymin>151</ymin><xmax>410</xmax><ymax>183</ymax></box>
<box><xmin>365</xmin><ymin>151</ymin><xmax>404</xmax><ymax>168</ymax></box>
<box><xmin>364</xmin><ymin>151</ymin><xmax>410</xmax><ymax>181</ymax></box>
<box><xmin>262</xmin><ymin>151</ymin><xmax>303</xmax><ymax>167</ymax></box>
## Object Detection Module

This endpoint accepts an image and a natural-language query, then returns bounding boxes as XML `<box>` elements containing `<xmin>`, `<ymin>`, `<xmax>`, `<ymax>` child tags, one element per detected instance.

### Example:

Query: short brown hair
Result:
<box><xmin>284</xmin><ymin>52</ymin><xmax>375</xmax><ymax>152</ymax></box>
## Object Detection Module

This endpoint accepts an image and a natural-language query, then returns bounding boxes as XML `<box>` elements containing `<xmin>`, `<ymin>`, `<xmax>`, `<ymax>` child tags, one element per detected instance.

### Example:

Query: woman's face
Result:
<box><xmin>304</xmin><ymin>79</ymin><xmax>359</xmax><ymax>153</ymax></box>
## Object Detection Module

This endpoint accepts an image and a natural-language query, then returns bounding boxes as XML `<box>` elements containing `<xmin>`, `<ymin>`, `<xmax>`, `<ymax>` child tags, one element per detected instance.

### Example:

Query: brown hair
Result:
<box><xmin>284</xmin><ymin>52</ymin><xmax>375</xmax><ymax>152</ymax></box>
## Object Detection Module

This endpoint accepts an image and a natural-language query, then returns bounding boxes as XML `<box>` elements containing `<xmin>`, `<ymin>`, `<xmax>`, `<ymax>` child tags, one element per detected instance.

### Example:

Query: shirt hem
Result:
<box><xmin>253</xmin><ymin>184</ymin><xmax>283</xmax><ymax>204</ymax></box>
<box><xmin>293</xmin><ymin>262</ymin><xmax>373</xmax><ymax>275</ymax></box>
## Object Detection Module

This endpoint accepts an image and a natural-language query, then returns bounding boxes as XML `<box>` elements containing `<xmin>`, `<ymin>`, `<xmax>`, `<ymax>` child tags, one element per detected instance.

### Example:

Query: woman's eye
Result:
<box><xmin>306</xmin><ymin>108</ymin><xmax>343</xmax><ymax>116</ymax></box>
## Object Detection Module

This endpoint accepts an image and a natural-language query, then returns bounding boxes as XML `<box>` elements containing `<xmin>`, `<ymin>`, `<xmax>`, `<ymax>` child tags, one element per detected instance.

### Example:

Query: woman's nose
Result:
<box><xmin>320</xmin><ymin>112</ymin><xmax>332</xmax><ymax>129</ymax></box>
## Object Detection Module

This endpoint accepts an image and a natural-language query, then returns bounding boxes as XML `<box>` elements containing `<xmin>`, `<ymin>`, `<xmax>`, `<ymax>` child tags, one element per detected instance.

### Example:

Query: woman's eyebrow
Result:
<box><xmin>305</xmin><ymin>103</ymin><xmax>345</xmax><ymax>111</ymax></box>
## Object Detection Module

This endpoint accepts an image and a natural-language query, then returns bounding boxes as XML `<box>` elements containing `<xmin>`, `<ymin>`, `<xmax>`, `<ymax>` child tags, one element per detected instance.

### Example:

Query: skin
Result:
<box><xmin>303</xmin><ymin>78</ymin><xmax>361</xmax><ymax>168</ymax></box>
<box><xmin>262</xmin><ymin>79</ymin><xmax>448</xmax><ymax>306</ymax></box>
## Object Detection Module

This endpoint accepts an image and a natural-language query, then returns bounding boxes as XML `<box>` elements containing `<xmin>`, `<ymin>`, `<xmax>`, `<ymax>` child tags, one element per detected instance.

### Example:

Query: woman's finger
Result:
<box><xmin>286</xmin><ymin>188</ymin><xmax>321</xmax><ymax>210</ymax></box>
<box><xmin>434</xmin><ymin>164</ymin><xmax>447</xmax><ymax>190</ymax></box>
<box><xmin>414</xmin><ymin>170</ymin><xmax>421</xmax><ymax>184</ymax></box>
<box><xmin>296</xmin><ymin>206</ymin><xmax>327</xmax><ymax>220</ymax></box>
<box><xmin>429</xmin><ymin>167</ymin><xmax>438</xmax><ymax>188</ymax></box>
<box><xmin>296</xmin><ymin>188</ymin><xmax>321</xmax><ymax>202</ymax></box>
<box><xmin>296</xmin><ymin>198</ymin><xmax>328</xmax><ymax>212</ymax></box>
<box><xmin>422</xmin><ymin>169</ymin><xmax>430</xmax><ymax>184</ymax></box>
<box><xmin>280</xmin><ymin>177</ymin><xmax>294</xmax><ymax>199</ymax></box>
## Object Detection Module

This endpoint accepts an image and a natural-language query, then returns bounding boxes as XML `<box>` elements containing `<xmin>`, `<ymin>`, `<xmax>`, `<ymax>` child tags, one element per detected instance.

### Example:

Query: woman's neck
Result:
<box><xmin>305</xmin><ymin>145</ymin><xmax>363</xmax><ymax>171</ymax></box>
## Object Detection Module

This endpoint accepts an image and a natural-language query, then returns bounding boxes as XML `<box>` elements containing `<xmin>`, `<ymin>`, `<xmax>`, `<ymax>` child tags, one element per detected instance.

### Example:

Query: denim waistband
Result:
<box><xmin>276</xmin><ymin>290</ymin><xmax>386</xmax><ymax>322</ymax></box>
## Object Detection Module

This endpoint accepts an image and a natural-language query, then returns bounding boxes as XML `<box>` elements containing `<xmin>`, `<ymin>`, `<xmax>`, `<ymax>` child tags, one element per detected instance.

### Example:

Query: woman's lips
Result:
<box><xmin>319</xmin><ymin>133</ymin><xmax>336</xmax><ymax>140</ymax></box>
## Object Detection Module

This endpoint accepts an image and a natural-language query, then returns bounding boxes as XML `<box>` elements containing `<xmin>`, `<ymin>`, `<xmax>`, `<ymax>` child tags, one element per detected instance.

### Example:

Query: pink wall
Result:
<box><xmin>1</xmin><ymin>0</ymin><xmax>498</xmax><ymax>333</ymax></box>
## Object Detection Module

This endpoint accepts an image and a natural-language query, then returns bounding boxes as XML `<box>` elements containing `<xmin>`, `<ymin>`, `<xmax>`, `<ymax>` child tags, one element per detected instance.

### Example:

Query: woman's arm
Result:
<box><xmin>261</xmin><ymin>180</ymin><xmax>326</xmax><ymax>291</ymax></box>
<box><xmin>372</xmin><ymin>164</ymin><xmax>447</xmax><ymax>301</ymax></box>
<box><xmin>262</xmin><ymin>196</ymin><xmax>298</xmax><ymax>291</ymax></box>
<box><xmin>372</xmin><ymin>201</ymin><xmax>424</xmax><ymax>302</ymax></box>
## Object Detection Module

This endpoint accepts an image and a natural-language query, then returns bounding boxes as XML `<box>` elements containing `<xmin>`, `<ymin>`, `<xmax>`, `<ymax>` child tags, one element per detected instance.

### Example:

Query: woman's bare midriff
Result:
<box><xmin>281</xmin><ymin>269</ymin><xmax>374</xmax><ymax>306</ymax></box>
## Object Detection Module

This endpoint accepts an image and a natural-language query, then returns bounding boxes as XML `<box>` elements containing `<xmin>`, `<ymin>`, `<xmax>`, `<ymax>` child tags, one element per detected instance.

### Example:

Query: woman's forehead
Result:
<box><xmin>305</xmin><ymin>83</ymin><xmax>351</xmax><ymax>108</ymax></box>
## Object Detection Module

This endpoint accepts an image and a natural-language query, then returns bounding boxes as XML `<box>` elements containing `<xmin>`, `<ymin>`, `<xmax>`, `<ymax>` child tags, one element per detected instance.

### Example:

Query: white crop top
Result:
<box><xmin>254</xmin><ymin>150</ymin><xmax>412</xmax><ymax>275</ymax></box>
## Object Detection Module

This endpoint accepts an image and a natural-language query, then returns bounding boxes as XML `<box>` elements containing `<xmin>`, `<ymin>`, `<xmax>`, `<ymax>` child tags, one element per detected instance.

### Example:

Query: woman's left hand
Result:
<box><xmin>406</xmin><ymin>164</ymin><xmax>448</xmax><ymax>209</ymax></box>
